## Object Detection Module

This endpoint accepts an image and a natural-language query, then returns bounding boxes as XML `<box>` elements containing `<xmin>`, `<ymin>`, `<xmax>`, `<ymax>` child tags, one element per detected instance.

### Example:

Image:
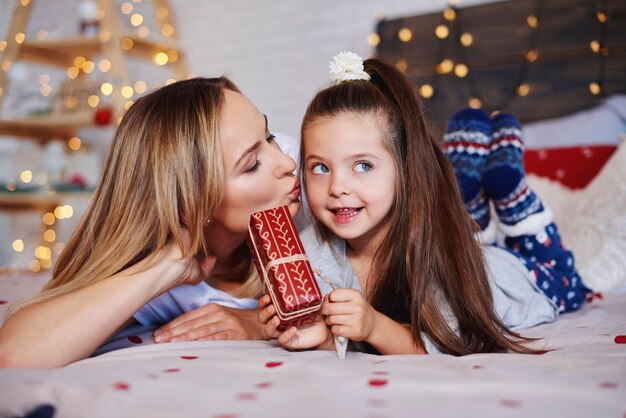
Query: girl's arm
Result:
<box><xmin>322</xmin><ymin>288</ymin><xmax>426</xmax><ymax>355</ymax></box>
<box><xmin>0</xmin><ymin>241</ymin><xmax>215</xmax><ymax>368</ymax></box>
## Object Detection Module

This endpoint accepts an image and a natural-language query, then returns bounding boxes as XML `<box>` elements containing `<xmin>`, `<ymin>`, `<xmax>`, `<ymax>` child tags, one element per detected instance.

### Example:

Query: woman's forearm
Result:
<box><xmin>0</xmin><ymin>255</ymin><xmax>186</xmax><ymax>368</ymax></box>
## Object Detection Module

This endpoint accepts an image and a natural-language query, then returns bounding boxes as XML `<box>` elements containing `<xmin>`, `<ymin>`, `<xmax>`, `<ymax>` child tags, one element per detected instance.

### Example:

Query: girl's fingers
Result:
<box><xmin>324</xmin><ymin>313</ymin><xmax>352</xmax><ymax>326</ymax></box>
<box><xmin>258</xmin><ymin>294</ymin><xmax>272</xmax><ymax>308</ymax></box>
<box><xmin>320</xmin><ymin>301</ymin><xmax>355</xmax><ymax>316</ymax></box>
<box><xmin>277</xmin><ymin>326</ymin><xmax>299</xmax><ymax>348</ymax></box>
<box><xmin>328</xmin><ymin>288</ymin><xmax>359</xmax><ymax>302</ymax></box>
<box><xmin>329</xmin><ymin>324</ymin><xmax>351</xmax><ymax>339</ymax></box>
<box><xmin>263</xmin><ymin>316</ymin><xmax>281</xmax><ymax>339</ymax></box>
<box><xmin>163</xmin><ymin>322</ymin><xmax>224</xmax><ymax>343</ymax></box>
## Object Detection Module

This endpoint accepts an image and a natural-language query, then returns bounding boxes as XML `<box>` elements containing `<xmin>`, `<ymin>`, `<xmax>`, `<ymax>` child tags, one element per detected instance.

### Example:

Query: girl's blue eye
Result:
<box><xmin>354</xmin><ymin>162</ymin><xmax>373</xmax><ymax>173</ymax></box>
<box><xmin>311</xmin><ymin>163</ymin><xmax>329</xmax><ymax>174</ymax></box>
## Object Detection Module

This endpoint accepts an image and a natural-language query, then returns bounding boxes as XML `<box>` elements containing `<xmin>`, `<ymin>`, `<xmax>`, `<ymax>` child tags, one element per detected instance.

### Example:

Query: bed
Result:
<box><xmin>1</xmin><ymin>98</ymin><xmax>625</xmax><ymax>417</ymax></box>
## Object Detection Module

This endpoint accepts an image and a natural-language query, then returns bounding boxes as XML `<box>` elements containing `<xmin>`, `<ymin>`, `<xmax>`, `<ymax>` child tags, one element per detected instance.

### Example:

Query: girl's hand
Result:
<box><xmin>321</xmin><ymin>288</ymin><xmax>380</xmax><ymax>342</ymax></box>
<box><xmin>153</xmin><ymin>304</ymin><xmax>267</xmax><ymax>343</ymax></box>
<box><xmin>258</xmin><ymin>294</ymin><xmax>281</xmax><ymax>339</ymax></box>
<box><xmin>277</xmin><ymin>316</ymin><xmax>334</xmax><ymax>351</ymax></box>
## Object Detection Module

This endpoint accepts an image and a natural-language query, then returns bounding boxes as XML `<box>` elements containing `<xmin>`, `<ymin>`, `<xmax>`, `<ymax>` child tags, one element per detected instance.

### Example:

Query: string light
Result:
<box><xmin>419</xmin><ymin>84</ymin><xmax>434</xmax><ymax>99</ymax></box>
<box><xmin>43</xmin><ymin>212</ymin><xmax>55</xmax><ymax>226</ymax></box>
<box><xmin>15</xmin><ymin>32</ymin><xmax>25</xmax><ymax>44</ymax></box>
<box><xmin>154</xmin><ymin>52</ymin><xmax>168</xmax><ymax>65</ymax></box>
<box><xmin>134</xmin><ymin>80</ymin><xmax>147</xmax><ymax>93</ymax></box>
<box><xmin>20</xmin><ymin>170</ymin><xmax>33</xmax><ymax>183</ymax></box>
<box><xmin>101</xmin><ymin>82</ymin><xmax>113</xmax><ymax>95</ymax></box>
<box><xmin>0</xmin><ymin>41</ymin><xmax>6</xmax><ymax>51</ymax></box>
<box><xmin>156</xmin><ymin>7</ymin><xmax>169</xmax><ymax>19</ymax></box>
<box><xmin>161</xmin><ymin>24</ymin><xmax>174</xmax><ymax>37</ymax></box>
<box><xmin>121</xmin><ymin>38</ymin><xmax>134</xmax><ymax>50</ymax></box>
<box><xmin>459</xmin><ymin>32</ymin><xmax>473</xmax><ymax>46</ymax></box>
<box><xmin>130</xmin><ymin>13</ymin><xmax>143</xmax><ymax>27</ymax></box>
<box><xmin>68</xmin><ymin>136</ymin><xmax>82</xmax><ymax>150</ymax></box>
<box><xmin>137</xmin><ymin>26</ymin><xmax>150</xmax><ymax>38</ymax></box>
<box><xmin>121</xmin><ymin>85</ymin><xmax>134</xmax><ymax>98</ymax></box>
<box><xmin>435</xmin><ymin>25</ymin><xmax>449</xmax><ymax>39</ymax></box>
<box><xmin>12</xmin><ymin>239</ymin><xmax>24</xmax><ymax>252</ymax></box>
<box><xmin>443</xmin><ymin>7</ymin><xmax>456</xmax><ymax>21</ymax></box>
<box><xmin>367</xmin><ymin>33</ymin><xmax>381</xmax><ymax>47</ymax></box>
<box><xmin>395</xmin><ymin>58</ymin><xmax>408</xmax><ymax>73</ymax></box>
<box><xmin>517</xmin><ymin>83</ymin><xmax>530</xmax><ymax>96</ymax></box>
<box><xmin>98</xmin><ymin>59</ymin><xmax>111</xmax><ymax>72</ymax></box>
<box><xmin>398</xmin><ymin>28</ymin><xmax>412</xmax><ymax>42</ymax></box>
<box><xmin>166</xmin><ymin>50</ymin><xmax>178</xmax><ymax>63</ymax></box>
<box><xmin>36</xmin><ymin>30</ymin><xmax>47</xmax><ymax>40</ymax></box>
<box><xmin>121</xmin><ymin>2</ymin><xmax>133</xmax><ymax>14</ymax></box>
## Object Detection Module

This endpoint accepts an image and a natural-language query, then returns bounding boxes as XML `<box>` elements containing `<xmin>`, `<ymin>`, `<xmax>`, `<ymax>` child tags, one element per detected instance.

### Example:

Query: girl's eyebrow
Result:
<box><xmin>305</xmin><ymin>153</ymin><xmax>380</xmax><ymax>162</ymax></box>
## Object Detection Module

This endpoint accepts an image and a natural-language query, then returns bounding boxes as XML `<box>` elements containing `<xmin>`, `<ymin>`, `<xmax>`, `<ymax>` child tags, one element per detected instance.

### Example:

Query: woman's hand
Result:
<box><xmin>153</xmin><ymin>304</ymin><xmax>269</xmax><ymax>342</ymax></box>
<box><xmin>321</xmin><ymin>288</ymin><xmax>380</xmax><ymax>342</ymax></box>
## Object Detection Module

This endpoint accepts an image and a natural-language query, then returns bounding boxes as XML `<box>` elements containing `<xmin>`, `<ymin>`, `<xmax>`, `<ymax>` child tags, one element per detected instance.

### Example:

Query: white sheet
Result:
<box><xmin>1</xmin><ymin>271</ymin><xmax>625</xmax><ymax>418</ymax></box>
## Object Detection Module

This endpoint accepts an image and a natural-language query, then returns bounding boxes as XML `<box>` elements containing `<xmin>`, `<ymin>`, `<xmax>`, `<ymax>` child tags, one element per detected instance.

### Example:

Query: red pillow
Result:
<box><xmin>525</xmin><ymin>145</ymin><xmax>617</xmax><ymax>190</ymax></box>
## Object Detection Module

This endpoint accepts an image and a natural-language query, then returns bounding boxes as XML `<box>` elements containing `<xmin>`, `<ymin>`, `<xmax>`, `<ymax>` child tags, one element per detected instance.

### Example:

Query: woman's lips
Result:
<box><xmin>288</xmin><ymin>177</ymin><xmax>301</xmax><ymax>200</ymax></box>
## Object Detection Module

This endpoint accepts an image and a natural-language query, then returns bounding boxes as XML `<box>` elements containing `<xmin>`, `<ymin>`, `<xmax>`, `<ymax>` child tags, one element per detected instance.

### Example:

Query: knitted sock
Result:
<box><xmin>443</xmin><ymin>108</ymin><xmax>491</xmax><ymax>230</ymax></box>
<box><xmin>484</xmin><ymin>112</ymin><xmax>551</xmax><ymax>237</ymax></box>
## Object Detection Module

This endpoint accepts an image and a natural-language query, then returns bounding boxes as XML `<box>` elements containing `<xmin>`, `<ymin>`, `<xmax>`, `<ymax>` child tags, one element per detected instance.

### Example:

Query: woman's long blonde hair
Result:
<box><xmin>6</xmin><ymin>77</ymin><xmax>248</xmax><ymax>318</ymax></box>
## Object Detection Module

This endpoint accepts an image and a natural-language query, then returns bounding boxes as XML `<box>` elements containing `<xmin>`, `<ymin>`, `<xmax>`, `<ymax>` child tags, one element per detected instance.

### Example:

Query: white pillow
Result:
<box><xmin>529</xmin><ymin>139</ymin><xmax>626</xmax><ymax>292</ymax></box>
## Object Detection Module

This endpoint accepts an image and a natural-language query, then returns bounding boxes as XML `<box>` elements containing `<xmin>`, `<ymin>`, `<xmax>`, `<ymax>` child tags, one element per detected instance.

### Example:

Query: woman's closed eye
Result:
<box><xmin>266</xmin><ymin>133</ymin><xmax>276</xmax><ymax>143</ymax></box>
<box><xmin>354</xmin><ymin>161</ymin><xmax>373</xmax><ymax>173</ymax></box>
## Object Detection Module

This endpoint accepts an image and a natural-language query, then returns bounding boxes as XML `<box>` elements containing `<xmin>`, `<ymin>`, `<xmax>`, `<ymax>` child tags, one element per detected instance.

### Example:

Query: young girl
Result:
<box><xmin>260</xmin><ymin>52</ymin><xmax>591</xmax><ymax>355</ymax></box>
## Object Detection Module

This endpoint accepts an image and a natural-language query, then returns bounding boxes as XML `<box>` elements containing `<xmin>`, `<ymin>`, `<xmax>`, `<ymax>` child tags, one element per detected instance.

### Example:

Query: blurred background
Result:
<box><xmin>0</xmin><ymin>0</ymin><xmax>624</xmax><ymax>275</ymax></box>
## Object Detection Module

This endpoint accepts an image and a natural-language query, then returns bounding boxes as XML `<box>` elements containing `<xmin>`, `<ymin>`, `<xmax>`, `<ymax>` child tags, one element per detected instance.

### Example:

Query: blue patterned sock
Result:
<box><xmin>484</xmin><ymin>113</ymin><xmax>548</xmax><ymax>236</ymax></box>
<box><xmin>444</xmin><ymin>108</ymin><xmax>491</xmax><ymax>230</ymax></box>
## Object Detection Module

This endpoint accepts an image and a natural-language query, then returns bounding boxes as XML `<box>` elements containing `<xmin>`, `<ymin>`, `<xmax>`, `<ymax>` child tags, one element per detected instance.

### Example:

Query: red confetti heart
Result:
<box><xmin>500</xmin><ymin>399</ymin><xmax>521</xmax><ymax>408</ymax></box>
<box><xmin>114</xmin><ymin>382</ymin><xmax>130</xmax><ymax>391</ymax></box>
<box><xmin>181</xmin><ymin>355</ymin><xmax>198</xmax><ymax>360</ymax></box>
<box><xmin>534</xmin><ymin>350</ymin><xmax>548</xmax><ymax>355</ymax></box>
<box><xmin>255</xmin><ymin>382</ymin><xmax>272</xmax><ymax>389</ymax></box>
<box><xmin>265</xmin><ymin>361</ymin><xmax>283</xmax><ymax>368</ymax></box>
<box><xmin>614</xmin><ymin>335</ymin><xmax>626</xmax><ymax>344</ymax></box>
<box><xmin>236</xmin><ymin>392</ymin><xmax>257</xmax><ymax>401</ymax></box>
<box><xmin>600</xmin><ymin>382</ymin><xmax>618</xmax><ymax>389</ymax></box>
<box><xmin>163</xmin><ymin>368</ymin><xmax>180</xmax><ymax>373</ymax></box>
<box><xmin>127</xmin><ymin>335</ymin><xmax>143</xmax><ymax>344</ymax></box>
<box><xmin>368</xmin><ymin>379</ymin><xmax>388</xmax><ymax>387</ymax></box>
<box><xmin>0</xmin><ymin>300</ymin><xmax>7</xmax><ymax>305</ymax></box>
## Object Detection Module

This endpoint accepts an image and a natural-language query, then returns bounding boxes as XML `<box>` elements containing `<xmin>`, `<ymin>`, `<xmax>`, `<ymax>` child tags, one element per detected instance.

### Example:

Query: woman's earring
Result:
<box><xmin>205</xmin><ymin>219</ymin><xmax>213</xmax><ymax>225</ymax></box>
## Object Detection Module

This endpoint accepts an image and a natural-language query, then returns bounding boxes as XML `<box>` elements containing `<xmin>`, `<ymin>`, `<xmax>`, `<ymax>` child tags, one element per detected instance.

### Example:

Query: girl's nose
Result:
<box><xmin>328</xmin><ymin>173</ymin><xmax>349</xmax><ymax>197</ymax></box>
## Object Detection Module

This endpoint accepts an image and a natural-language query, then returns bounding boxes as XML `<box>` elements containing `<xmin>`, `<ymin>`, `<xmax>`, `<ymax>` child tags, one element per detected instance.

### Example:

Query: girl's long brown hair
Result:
<box><xmin>301</xmin><ymin>57</ymin><xmax>537</xmax><ymax>355</ymax></box>
<box><xmin>6</xmin><ymin>77</ymin><xmax>260</xmax><ymax>319</ymax></box>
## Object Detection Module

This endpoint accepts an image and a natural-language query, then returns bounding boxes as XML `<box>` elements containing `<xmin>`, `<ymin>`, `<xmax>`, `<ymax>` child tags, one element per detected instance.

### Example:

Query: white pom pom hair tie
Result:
<box><xmin>329</xmin><ymin>51</ymin><xmax>371</xmax><ymax>84</ymax></box>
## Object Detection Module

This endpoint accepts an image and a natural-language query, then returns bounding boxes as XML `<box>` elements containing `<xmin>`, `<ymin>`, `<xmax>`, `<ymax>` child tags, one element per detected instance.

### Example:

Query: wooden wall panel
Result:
<box><xmin>376</xmin><ymin>0</ymin><xmax>626</xmax><ymax>129</ymax></box>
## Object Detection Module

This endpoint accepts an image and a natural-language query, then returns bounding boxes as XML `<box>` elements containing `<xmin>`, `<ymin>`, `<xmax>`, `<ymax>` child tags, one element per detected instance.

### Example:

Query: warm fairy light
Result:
<box><xmin>98</xmin><ymin>59</ymin><xmax>111</xmax><ymax>72</ymax></box>
<box><xmin>65</xmin><ymin>96</ymin><xmax>77</xmax><ymax>109</ymax></box>
<box><xmin>66</xmin><ymin>66</ymin><xmax>79</xmax><ymax>79</ymax></box>
<box><xmin>6</xmin><ymin>179</ymin><xmax>16</xmax><ymax>191</ymax></box>
<box><xmin>398</xmin><ymin>28</ymin><xmax>413</xmax><ymax>42</ymax></box>
<box><xmin>124</xmin><ymin>100</ymin><xmax>134</xmax><ymax>110</ymax></box>
<box><xmin>517</xmin><ymin>83</ymin><xmax>530</xmax><ymax>96</ymax></box>
<box><xmin>165</xmin><ymin>78</ymin><xmax>176</xmax><ymax>85</ymax></box>
<box><xmin>130</xmin><ymin>13</ymin><xmax>144</xmax><ymax>27</ymax></box>
<box><xmin>154</xmin><ymin>52</ymin><xmax>169</xmax><ymax>65</ymax></box>
<box><xmin>53</xmin><ymin>206</ymin><xmax>64</xmax><ymax>220</ymax></box>
<box><xmin>39</xmin><ymin>74</ymin><xmax>50</xmax><ymax>85</ymax></box>
<box><xmin>460</xmin><ymin>32</ymin><xmax>473</xmax><ymax>46</ymax></box>
<box><xmin>29</xmin><ymin>260</ymin><xmax>41</xmax><ymax>273</ymax></box>
<box><xmin>0</xmin><ymin>41</ymin><xmax>6</xmax><ymax>51</ymax></box>
<box><xmin>99</xmin><ymin>30</ymin><xmax>111</xmax><ymax>42</ymax></box>
<box><xmin>134</xmin><ymin>80</ymin><xmax>147</xmax><ymax>93</ymax></box>
<box><xmin>121</xmin><ymin>85</ymin><xmax>134</xmax><ymax>98</ymax></box>
<box><xmin>15</xmin><ymin>32</ymin><xmax>25</xmax><ymax>44</ymax></box>
<box><xmin>121</xmin><ymin>38</ymin><xmax>134</xmax><ymax>50</ymax></box>
<box><xmin>87</xmin><ymin>94</ymin><xmax>99</xmax><ymax>107</ymax></box>
<box><xmin>20</xmin><ymin>0</ymin><xmax>30</xmax><ymax>6</ymax></box>
<box><xmin>101</xmin><ymin>82</ymin><xmax>113</xmax><ymax>95</ymax></box>
<box><xmin>68</xmin><ymin>136</ymin><xmax>82</xmax><ymax>150</ymax></box>
<box><xmin>74</xmin><ymin>56</ymin><xmax>86</xmax><ymax>69</ymax></box>
<box><xmin>161</xmin><ymin>24</ymin><xmax>175</xmax><ymax>37</ymax></box>
<box><xmin>395</xmin><ymin>58</ymin><xmax>408</xmax><ymax>73</ymax></box>
<box><xmin>527</xmin><ymin>14</ymin><xmax>539</xmax><ymax>28</ymax></box>
<box><xmin>1</xmin><ymin>61</ymin><xmax>12</xmax><ymax>72</ymax></box>
<box><xmin>43</xmin><ymin>230</ymin><xmax>56</xmax><ymax>243</ymax></box>
<box><xmin>590</xmin><ymin>40</ymin><xmax>600</xmax><ymax>53</ymax></box>
<box><xmin>35</xmin><ymin>173</ymin><xmax>47</xmax><ymax>184</ymax></box>
<box><xmin>137</xmin><ymin>26</ymin><xmax>150</xmax><ymax>38</ymax></box>
<box><xmin>443</xmin><ymin>7</ymin><xmax>456</xmax><ymax>21</ymax></box>
<box><xmin>20</xmin><ymin>170</ymin><xmax>33</xmax><ymax>183</ymax></box>
<box><xmin>435</xmin><ymin>25</ymin><xmax>449</xmax><ymax>39</ymax></box>
<box><xmin>525</xmin><ymin>50</ymin><xmax>539</xmax><ymax>62</ymax></box>
<box><xmin>419</xmin><ymin>84</ymin><xmax>434</xmax><ymax>99</ymax></box>
<box><xmin>12</xmin><ymin>239</ymin><xmax>24</xmax><ymax>252</ymax></box>
<box><xmin>40</xmin><ymin>84</ymin><xmax>52</xmax><ymax>96</ymax></box>
<box><xmin>95</xmin><ymin>9</ymin><xmax>105</xmax><ymax>20</ymax></box>
<box><xmin>40</xmin><ymin>259</ymin><xmax>52</xmax><ymax>269</ymax></box>
<box><xmin>596</xmin><ymin>11</ymin><xmax>608</xmax><ymax>23</ymax></box>
<box><xmin>35</xmin><ymin>246</ymin><xmax>52</xmax><ymax>260</ymax></box>
<box><xmin>166</xmin><ymin>50</ymin><xmax>178</xmax><ymax>63</ymax></box>
<box><xmin>367</xmin><ymin>32</ymin><xmax>381</xmax><ymax>47</ymax></box>
<box><xmin>43</xmin><ymin>212</ymin><xmax>55</xmax><ymax>225</ymax></box>
<box><xmin>37</xmin><ymin>30</ymin><xmax>48</xmax><ymax>40</ymax></box>
<box><xmin>83</xmin><ymin>60</ymin><xmax>95</xmax><ymax>74</ymax></box>
<box><xmin>121</xmin><ymin>2</ymin><xmax>133</xmax><ymax>14</ymax></box>
<box><xmin>589</xmin><ymin>82</ymin><xmax>601</xmax><ymax>95</ymax></box>
<box><xmin>436</xmin><ymin>58</ymin><xmax>454</xmax><ymax>74</ymax></box>
<box><xmin>600</xmin><ymin>46</ymin><xmax>609</xmax><ymax>56</ymax></box>
<box><xmin>454</xmin><ymin>63</ymin><xmax>468</xmax><ymax>78</ymax></box>
<box><xmin>468</xmin><ymin>97</ymin><xmax>482</xmax><ymax>108</ymax></box>
<box><xmin>156</xmin><ymin>6</ymin><xmax>169</xmax><ymax>19</ymax></box>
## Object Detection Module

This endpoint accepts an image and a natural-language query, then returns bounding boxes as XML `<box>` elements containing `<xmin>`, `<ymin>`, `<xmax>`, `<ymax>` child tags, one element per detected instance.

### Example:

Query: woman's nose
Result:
<box><xmin>273</xmin><ymin>146</ymin><xmax>297</xmax><ymax>176</ymax></box>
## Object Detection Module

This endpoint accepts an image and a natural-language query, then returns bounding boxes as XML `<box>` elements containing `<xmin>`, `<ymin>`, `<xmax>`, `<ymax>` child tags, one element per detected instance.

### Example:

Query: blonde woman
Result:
<box><xmin>0</xmin><ymin>78</ymin><xmax>302</xmax><ymax>368</ymax></box>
